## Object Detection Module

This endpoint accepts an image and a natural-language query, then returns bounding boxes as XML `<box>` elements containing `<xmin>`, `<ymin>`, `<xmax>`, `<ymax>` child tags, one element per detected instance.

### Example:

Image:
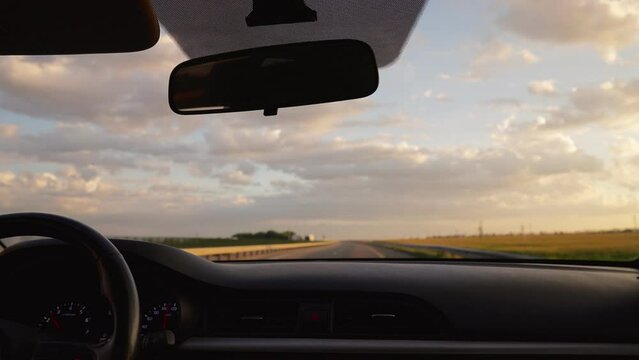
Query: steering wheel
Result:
<box><xmin>0</xmin><ymin>213</ymin><xmax>139</xmax><ymax>360</ymax></box>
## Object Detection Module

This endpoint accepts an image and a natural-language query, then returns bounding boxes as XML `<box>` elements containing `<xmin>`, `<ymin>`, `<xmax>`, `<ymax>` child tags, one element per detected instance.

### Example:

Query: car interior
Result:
<box><xmin>1</xmin><ymin>1</ymin><xmax>639</xmax><ymax>360</ymax></box>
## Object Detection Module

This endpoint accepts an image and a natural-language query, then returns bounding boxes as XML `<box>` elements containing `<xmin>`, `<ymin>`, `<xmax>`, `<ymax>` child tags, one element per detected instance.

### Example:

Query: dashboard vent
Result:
<box><xmin>211</xmin><ymin>300</ymin><xmax>299</xmax><ymax>336</ymax></box>
<box><xmin>209</xmin><ymin>293</ymin><xmax>448</xmax><ymax>339</ymax></box>
<box><xmin>333</xmin><ymin>299</ymin><xmax>440</xmax><ymax>338</ymax></box>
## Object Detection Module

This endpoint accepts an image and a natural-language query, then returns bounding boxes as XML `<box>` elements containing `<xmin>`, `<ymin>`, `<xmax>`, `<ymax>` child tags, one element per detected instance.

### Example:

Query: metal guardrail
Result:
<box><xmin>183</xmin><ymin>242</ymin><xmax>330</xmax><ymax>261</ymax></box>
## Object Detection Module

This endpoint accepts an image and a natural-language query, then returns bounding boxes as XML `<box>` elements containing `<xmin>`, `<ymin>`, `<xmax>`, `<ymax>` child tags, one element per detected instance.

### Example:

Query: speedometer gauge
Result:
<box><xmin>141</xmin><ymin>302</ymin><xmax>179</xmax><ymax>334</ymax></box>
<box><xmin>39</xmin><ymin>301</ymin><xmax>111</xmax><ymax>343</ymax></box>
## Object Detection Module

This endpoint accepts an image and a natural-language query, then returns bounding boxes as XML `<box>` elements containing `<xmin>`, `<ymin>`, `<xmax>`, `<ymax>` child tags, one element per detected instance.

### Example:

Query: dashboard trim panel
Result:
<box><xmin>179</xmin><ymin>337</ymin><xmax>639</xmax><ymax>356</ymax></box>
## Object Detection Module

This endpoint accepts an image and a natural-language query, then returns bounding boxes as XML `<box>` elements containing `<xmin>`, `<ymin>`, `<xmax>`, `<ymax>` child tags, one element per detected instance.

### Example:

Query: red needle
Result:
<box><xmin>162</xmin><ymin>313</ymin><xmax>168</xmax><ymax>330</ymax></box>
<box><xmin>50</xmin><ymin>314</ymin><xmax>61</xmax><ymax>330</ymax></box>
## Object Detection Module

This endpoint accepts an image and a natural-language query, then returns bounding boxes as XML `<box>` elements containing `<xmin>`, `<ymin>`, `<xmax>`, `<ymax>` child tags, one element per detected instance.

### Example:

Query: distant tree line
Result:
<box><xmin>136</xmin><ymin>230</ymin><xmax>298</xmax><ymax>249</ymax></box>
<box><xmin>233</xmin><ymin>230</ymin><xmax>296</xmax><ymax>241</ymax></box>
<box><xmin>410</xmin><ymin>228</ymin><xmax>639</xmax><ymax>240</ymax></box>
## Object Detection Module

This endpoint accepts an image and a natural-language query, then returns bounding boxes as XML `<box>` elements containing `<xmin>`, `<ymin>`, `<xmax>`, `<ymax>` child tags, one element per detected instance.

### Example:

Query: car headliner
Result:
<box><xmin>152</xmin><ymin>0</ymin><xmax>427</xmax><ymax>67</ymax></box>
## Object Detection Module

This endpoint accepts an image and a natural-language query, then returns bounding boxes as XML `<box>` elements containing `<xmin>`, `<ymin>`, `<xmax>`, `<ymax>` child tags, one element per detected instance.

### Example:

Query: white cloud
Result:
<box><xmin>0</xmin><ymin>112</ymin><xmax>619</xmax><ymax>237</ymax></box>
<box><xmin>491</xmin><ymin>117</ymin><xmax>601</xmax><ymax>175</ymax></box>
<box><xmin>0</xmin><ymin>34</ymin><xmax>194</xmax><ymax>135</ymax></box>
<box><xmin>485</xmin><ymin>98</ymin><xmax>524</xmax><ymax>111</ymax></box>
<box><xmin>498</xmin><ymin>0</ymin><xmax>639</xmax><ymax>63</ymax></box>
<box><xmin>520</xmin><ymin>49</ymin><xmax>540</xmax><ymax>64</ymax></box>
<box><xmin>0</xmin><ymin>123</ymin><xmax>200</xmax><ymax>175</ymax></box>
<box><xmin>207</xmin><ymin>126</ymin><xmax>287</xmax><ymax>158</ymax></box>
<box><xmin>600</xmin><ymin>81</ymin><xmax>615</xmax><ymax>90</ymax></box>
<box><xmin>0</xmin><ymin>168</ymin><xmax>111</xmax><ymax>212</ymax></box>
<box><xmin>0</xmin><ymin>172</ymin><xmax>16</xmax><ymax>186</ymax></box>
<box><xmin>434</xmin><ymin>94</ymin><xmax>451</xmax><ymax>102</ymax></box>
<box><xmin>423</xmin><ymin>89</ymin><xmax>452</xmax><ymax>102</ymax></box>
<box><xmin>222</xmin><ymin>170</ymin><xmax>253</xmax><ymax>185</ymax></box>
<box><xmin>608</xmin><ymin>136</ymin><xmax>639</xmax><ymax>190</ymax></box>
<box><xmin>0</xmin><ymin>124</ymin><xmax>17</xmax><ymax>138</ymax></box>
<box><xmin>340</xmin><ymin>113</ymin><xmax>420</xmax><ymax>129</ymax></box>
<box><xmin>465</xmin><ymin>40</ymin><xmax>540</xmax><ymax>81</ymax></box>
<box><xmin>538</xmin><ymin>77</ymin><xmax>639</xmax><ymax>129</ymax></box>
<box><xmin>528</xmin><ymin>79</ymin><xmax>557</xmax><ymax>96</ymax></box>
<box><xmin>232</xmin><ymin>195</ymin><xmax>255</xmax><ymax>206</ymax></box>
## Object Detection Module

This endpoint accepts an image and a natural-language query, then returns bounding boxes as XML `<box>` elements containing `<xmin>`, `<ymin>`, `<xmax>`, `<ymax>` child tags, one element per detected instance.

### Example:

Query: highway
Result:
<box><xmin>247</xmin><ymin>241</ymin><xmax>530</xmax><ymax>260</ymax></box>
<box><xmin>252</xmin><ymin>241</ymin><xmax>415</xmax><ymax>260</ymax></box>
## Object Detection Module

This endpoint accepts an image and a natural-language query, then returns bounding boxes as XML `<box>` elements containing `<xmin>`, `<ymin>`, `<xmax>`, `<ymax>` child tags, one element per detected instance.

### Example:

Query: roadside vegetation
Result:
<box><xmin>381</xmin><ymin>244</ymin><xmax>461</xmax><ymax>259</ymax></box>
<box><xmin>131</xmin><ymin>230</ymin><xmax>298</xmax><ymax>249</ymax></box>
<box><xmin>386</xmin><ymin>231</ymin><xmax>639</xmax><ymax>261</ymax></box>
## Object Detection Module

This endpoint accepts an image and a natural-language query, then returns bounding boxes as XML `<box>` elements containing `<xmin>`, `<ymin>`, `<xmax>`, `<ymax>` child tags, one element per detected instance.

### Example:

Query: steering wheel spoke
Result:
<box><xmin>0</xmin><ymin>319</ymin><xmax>114</xmax><ymax>360</ymax></box>
<box><xmin>0</xmin><ymin>318</ymin><xmax>40</xmax><ymax>360</ymax></box>
<box><xmin>34</xmin><ymin>341</ymin><xmax>98</xmax><ymax>360</ymax></box>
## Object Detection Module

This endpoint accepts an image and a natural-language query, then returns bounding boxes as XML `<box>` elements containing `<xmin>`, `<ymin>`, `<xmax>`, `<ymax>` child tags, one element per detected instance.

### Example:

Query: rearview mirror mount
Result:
<box><xmin>168</xmin><ymin>40</ymin><xmax>379</xmax><ymax>116</ymax></box>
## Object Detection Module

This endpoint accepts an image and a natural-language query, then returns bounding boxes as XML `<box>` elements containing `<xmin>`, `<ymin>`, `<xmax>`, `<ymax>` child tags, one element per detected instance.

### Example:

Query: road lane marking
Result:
<box><xmin>366</xmin><ymin>244</ymin><xmax>385</xmax><ymax>258</ymax></box>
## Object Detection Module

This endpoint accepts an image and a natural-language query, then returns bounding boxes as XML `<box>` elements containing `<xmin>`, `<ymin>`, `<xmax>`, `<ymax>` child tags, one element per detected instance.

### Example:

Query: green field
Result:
<box><xmin>382</xmin><ymin>244</ymin><xmax>464</xmax><ymax>259</ymax></box>
<box><xmin>387</xmin><ymin>231</ymin><xmax>639</xmax><ymax>261</ymax></box>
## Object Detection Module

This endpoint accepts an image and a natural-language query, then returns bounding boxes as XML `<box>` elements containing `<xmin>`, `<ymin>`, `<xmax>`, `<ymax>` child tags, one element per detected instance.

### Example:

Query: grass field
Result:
<box><xmin>382</xmin><ymin>244</ymin><xmax>464</xmax><ymax>259</ymax></box>
<box><xmin>390</xmin><ymin>232</ymin><xmax>639</xmax><ymax>261</ymax></box>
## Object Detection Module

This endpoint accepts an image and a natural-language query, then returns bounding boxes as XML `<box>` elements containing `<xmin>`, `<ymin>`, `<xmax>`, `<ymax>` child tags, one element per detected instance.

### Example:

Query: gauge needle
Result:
<box><xmin>162</xmin><ymin>313</ymin><xmax>169</xmax><ymax>330</ymax></box>
<box><xmin>51</xmin><ymin>314</ymin><xmax>61</xmax><ymax>330</ymax></box>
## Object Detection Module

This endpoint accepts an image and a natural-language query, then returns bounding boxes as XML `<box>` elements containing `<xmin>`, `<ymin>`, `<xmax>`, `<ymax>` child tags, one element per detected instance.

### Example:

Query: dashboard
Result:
<box><xmin>0</xmin><ymin>242</ymin><xmax>193</xmax><ymax>349</ymax></box>
<box><xmin>1</xmin><ymin>238</ymin><xmax>639</xmax><ymax>359</ymax></box>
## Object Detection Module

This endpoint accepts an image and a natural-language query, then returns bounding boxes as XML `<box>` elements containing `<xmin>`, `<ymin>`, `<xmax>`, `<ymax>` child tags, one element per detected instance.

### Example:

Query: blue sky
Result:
<box><xmin>1</xmin><ymin>0</ymin><xmax>639</xmax><ymax>239</ymax></box>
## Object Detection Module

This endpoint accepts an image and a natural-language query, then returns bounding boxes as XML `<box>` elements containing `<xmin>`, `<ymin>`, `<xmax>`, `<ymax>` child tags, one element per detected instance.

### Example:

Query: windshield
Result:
<box><xmin>2</xmin><ymin>0</ymin><xmax>639</xmax><ymax>262</ymax></box>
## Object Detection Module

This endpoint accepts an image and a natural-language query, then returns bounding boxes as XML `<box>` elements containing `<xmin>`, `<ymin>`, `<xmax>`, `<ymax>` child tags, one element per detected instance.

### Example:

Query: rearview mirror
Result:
<box><xmin>168</xmin><ymin>40</ymin><xmax>378</xmax><ymax>116</ymax></box>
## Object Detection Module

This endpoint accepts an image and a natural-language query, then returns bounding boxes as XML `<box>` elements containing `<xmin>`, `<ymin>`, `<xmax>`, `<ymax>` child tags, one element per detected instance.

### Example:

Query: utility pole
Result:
<box><xmin>478</xmin><ymin>221</ymin><xmax>483</xmax><ymax>237</ymax></box>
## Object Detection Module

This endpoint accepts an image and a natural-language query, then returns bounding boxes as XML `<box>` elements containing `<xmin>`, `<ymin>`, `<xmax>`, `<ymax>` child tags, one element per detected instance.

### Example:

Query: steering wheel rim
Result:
<box><xmin>0</xmin><ymin>212</ymin><xmax>139</xmax><ymax>360</ymax></box>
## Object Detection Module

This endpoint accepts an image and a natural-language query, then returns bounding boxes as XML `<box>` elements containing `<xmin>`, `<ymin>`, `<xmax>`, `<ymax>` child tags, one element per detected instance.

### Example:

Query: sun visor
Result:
<box><xmin>152</xmin><ymin>0</ymin><xmax>427</xmax><ymax>67</ymax></box>
<box><xmin>0</xmin><ymin>0</ymin><xmax>159</xmax><ymax>55</ymax></box>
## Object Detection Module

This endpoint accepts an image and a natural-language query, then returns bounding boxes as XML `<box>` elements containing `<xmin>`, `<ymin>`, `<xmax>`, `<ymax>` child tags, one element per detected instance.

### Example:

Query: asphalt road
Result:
<box><xmin>253</xmin><ymin>241</ymin><xmax>415</xmax><ymax>260</ymax></box>
<box><xmin>249</xmin><ymin>241</ymin><xmax>531</xmax><ymax>260</ymax></box>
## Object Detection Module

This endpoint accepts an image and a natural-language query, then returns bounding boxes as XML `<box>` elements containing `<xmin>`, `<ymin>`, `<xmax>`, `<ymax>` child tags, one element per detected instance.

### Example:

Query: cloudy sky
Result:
<box><xmin>1</xmin><ymin>0</ymin><xmax>639</xmax><ymax>239</ymax></box>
